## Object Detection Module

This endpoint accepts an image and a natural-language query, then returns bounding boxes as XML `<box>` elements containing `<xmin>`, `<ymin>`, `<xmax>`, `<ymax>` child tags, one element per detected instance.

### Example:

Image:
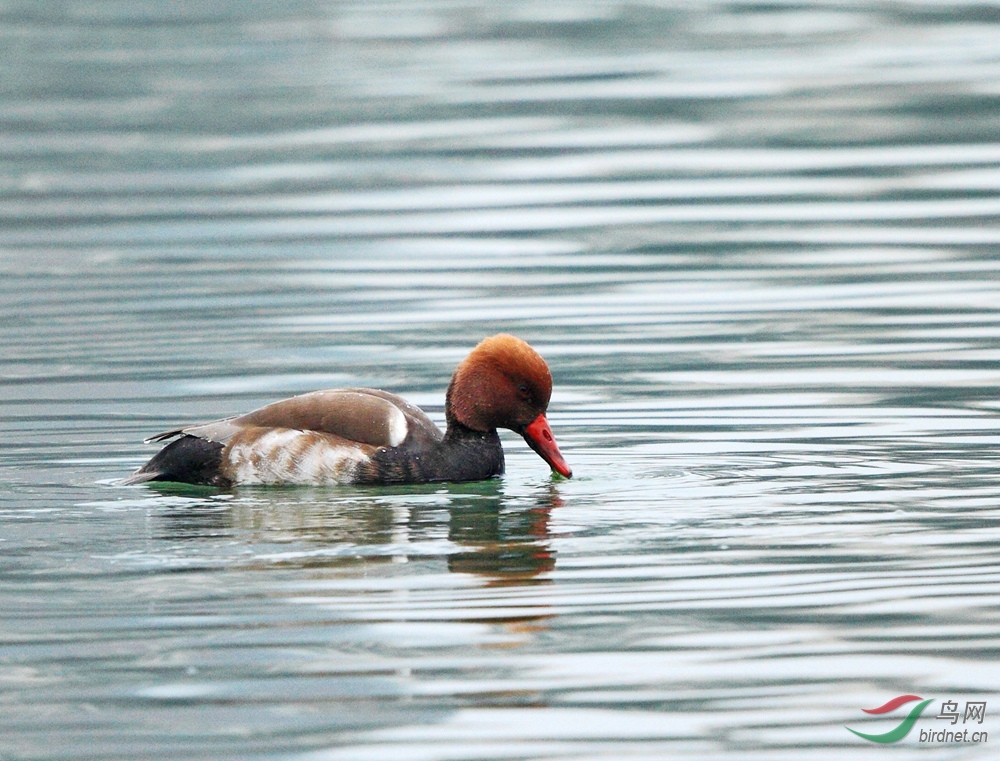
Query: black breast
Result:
<box><xmin>357</xmin><ymin>424</ymin><xmax>504</xmax><ymax>484</ymax></box>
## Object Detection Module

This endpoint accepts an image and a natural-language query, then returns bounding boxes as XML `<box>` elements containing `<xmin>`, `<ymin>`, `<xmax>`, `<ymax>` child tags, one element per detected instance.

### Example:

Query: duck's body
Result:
<box><xmin>123</xmin><ymin>335</ymin><xmax>571</xmax><ymax>487</ymax></box>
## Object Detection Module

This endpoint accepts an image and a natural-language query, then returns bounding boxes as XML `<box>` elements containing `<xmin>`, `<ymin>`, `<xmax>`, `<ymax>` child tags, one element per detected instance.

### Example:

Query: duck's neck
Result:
<box><xmin>437</xmin><ymin>421</ymin><xmax>505</xmax><ymax>481</ymax></box>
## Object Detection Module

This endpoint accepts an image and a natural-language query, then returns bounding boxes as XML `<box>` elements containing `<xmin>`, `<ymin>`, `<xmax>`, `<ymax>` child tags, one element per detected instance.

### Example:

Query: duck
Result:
<box><xmin>122</xmin><ymin>334</ymin><xmax>572</xmax><ymax>487</ymax></box>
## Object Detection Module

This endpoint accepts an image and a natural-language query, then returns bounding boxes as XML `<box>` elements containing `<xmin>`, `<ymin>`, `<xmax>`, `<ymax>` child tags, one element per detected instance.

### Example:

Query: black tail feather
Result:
<box><xmin>122</xmin><ymin>435</ymin><xmax>230</xmax><ymax>487</ymax></box>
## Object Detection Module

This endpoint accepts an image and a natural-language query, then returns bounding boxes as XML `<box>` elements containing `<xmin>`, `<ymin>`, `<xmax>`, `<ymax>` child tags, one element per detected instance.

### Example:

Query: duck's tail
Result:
<box><xmin>121</xmin><ymin>434</ymin><xmax>230</xmax><ymax>487</ymax></box>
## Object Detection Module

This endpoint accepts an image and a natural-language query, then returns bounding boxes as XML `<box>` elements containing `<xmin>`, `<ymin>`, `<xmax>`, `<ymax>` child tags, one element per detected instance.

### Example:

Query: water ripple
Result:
<box><xmin>3</xmin><ymin>2</ymin><xmax>1000</xmax><ymax>760</ymax></box>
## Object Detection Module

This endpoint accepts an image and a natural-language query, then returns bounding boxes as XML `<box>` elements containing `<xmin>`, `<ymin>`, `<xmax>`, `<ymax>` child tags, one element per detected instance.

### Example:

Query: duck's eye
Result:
<box><xmin>518</xmin><ymin>383</ymin><xmax>531</xmax><ymax>400</ymax></box>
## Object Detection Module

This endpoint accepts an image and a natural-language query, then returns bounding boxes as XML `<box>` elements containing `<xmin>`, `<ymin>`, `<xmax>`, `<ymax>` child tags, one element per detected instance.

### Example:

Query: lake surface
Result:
<box><xmin>3</xmin><ymin>1</ymin><xmax>1000</xmax><ymax>758</ymax></box>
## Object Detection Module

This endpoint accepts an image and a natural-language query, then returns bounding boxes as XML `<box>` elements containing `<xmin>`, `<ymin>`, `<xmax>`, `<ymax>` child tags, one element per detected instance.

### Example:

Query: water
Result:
<box><xmin>3</xmin><ymin>1</ymin><xmax>1000</xmax><ymax>758</ymax></box>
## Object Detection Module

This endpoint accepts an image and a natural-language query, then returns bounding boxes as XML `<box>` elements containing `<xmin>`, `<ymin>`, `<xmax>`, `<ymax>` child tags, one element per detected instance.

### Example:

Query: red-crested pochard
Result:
<box><xmin>123</xmin><ymin>334</ymin><xmax>572</xmax><ymax>487</ymax></box>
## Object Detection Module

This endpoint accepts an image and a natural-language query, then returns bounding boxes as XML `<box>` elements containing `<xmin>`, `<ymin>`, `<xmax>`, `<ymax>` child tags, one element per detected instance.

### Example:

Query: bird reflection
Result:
<box><xmin>443</xmin><ymin>485</ymin><xmax>560</xmax><ymax>586</ymax></box>
<box><xmin>149</xmin><ymin>480</ymin><xmax>562</xmax><ymax>586</ymax></box>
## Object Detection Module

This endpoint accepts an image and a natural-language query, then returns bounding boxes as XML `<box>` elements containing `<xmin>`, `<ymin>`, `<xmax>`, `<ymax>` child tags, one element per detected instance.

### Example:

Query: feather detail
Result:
<box><xmin>221</xmin><ymin>427</ymin><xmax>376</xmax><ymax>485</ymax></box>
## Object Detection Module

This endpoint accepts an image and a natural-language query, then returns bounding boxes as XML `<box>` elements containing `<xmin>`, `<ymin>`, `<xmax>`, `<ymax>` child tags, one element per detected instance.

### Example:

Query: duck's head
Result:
<box><xmin>446</xmin><ymin>334</ymin><xmax>572</xmax><ymax>478</ymax></box>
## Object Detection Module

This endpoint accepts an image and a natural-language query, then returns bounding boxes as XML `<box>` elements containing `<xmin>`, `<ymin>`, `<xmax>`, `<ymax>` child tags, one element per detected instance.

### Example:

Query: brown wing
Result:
<box><xmin>151</xmin><ymin>388</ymin><xmax>442</xmax><ymax>449</ymax></box>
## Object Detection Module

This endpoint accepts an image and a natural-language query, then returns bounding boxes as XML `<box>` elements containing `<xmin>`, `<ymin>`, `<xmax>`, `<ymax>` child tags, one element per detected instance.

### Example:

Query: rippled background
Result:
<box><xmin>4</xmin><ymin>1</ymin><xmax>1000</xmax><ymax>758</ymax></box>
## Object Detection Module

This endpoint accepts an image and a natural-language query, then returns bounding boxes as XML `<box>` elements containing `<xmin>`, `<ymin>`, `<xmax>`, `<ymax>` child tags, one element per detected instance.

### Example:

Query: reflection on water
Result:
<box><xmin>151</xmin><ymin>481</ymin><xmax>558</xmax><ymax>585</ymax></box>
<box><xmin>3</xmin><ymin>1</ymin><xmax>1000</xmax><ymax>759</ymax></box>
<box><xmin>445</xmin><ymin>488</ymin><xmax>557</xmax><ymax>585</ymax></box>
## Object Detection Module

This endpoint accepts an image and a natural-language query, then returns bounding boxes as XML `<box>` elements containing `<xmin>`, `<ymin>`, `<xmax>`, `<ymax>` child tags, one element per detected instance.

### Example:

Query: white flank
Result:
<box><xmin>227</xmin><ymin>429</ymin><xmax>367</xmax><ymax>485</ymax></box>
<box><xmin>386</xmin><ymin>406</ymin><xmax>408</xmax><ymax>448</ymax></box>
